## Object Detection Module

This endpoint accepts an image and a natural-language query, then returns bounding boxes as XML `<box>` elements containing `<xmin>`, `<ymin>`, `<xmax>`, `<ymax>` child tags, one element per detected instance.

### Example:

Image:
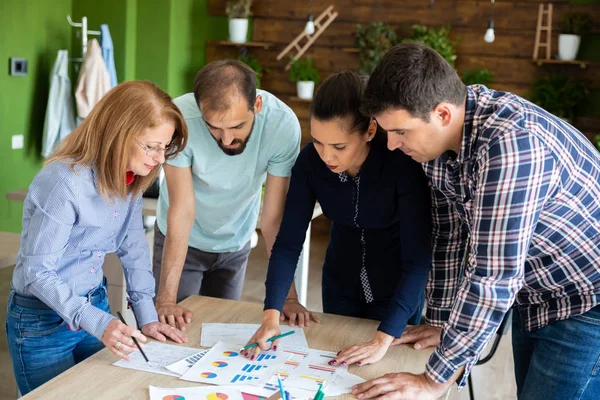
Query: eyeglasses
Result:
<box><xmin>135</xmin><ymin>139</ymin><xmax>173</xmax><ymax>157</ymax></box>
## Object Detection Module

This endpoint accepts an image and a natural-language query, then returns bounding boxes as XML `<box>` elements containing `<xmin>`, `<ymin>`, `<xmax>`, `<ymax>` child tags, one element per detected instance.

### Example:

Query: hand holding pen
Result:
<box><xmin>101</xmin><ymin>312</ymin><xmax>148</xmax><ymax>361</ymax></box>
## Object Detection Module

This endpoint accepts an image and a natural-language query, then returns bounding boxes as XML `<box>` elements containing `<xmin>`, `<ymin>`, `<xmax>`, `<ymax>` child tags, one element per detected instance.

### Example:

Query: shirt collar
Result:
<box><xmin>446</xmin><ymin>86</ymin><xmax>479</xmax><ymax>165</ymax></box>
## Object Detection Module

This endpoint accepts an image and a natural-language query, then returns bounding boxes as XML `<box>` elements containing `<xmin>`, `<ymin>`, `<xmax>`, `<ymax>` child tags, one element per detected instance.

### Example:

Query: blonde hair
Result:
<box><xmin>47</xmin><ymin>80</ymin><xmax>188</xmax><ymax>200</ymax></box>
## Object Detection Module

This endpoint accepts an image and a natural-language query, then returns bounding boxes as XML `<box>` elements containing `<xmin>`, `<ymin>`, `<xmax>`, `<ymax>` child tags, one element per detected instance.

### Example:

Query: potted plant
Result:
<box><xmin>401</xmin><ymin>24</ymin><xmax>458</xmax><ymax>67</ymax></box>
<box><xmin>289</xmin><ymin>57</ymin><xmax>320</xmax><ymax>100</ymax></box>
<box><xmin>355</xmin><ymin>22</ymin><xmax>398</xmax><ymax>75</ymax></box>
<box><xmin>462</xmin><ymin>68</ymin><xmax>494</xmax><ymax>86</ymax></box>
<box><xmin>237</xmin><ymin>54</ymin><xmax>269</xmax><ymax>89</ymax></box>
<box><xmin>559</xmin><ymin>12</ymin><xmax>593</xmax><ymax>61</ymax></box>
<box><xmin>529</xmin><ymin>74</ymin><xmax>589</xmax><ymax>123</ymax></box>
<box><xmin>226</xmin><ymin>0</ymin><xmax>252</xmax><ymax>43</ymax></box>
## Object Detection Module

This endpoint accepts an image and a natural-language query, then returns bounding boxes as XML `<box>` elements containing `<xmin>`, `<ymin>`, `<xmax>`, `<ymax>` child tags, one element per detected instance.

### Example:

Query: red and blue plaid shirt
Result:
<box><xmin>423</xmin><ymin>85</ymin><xmax>600</xmax><ymax>388</ymax></box>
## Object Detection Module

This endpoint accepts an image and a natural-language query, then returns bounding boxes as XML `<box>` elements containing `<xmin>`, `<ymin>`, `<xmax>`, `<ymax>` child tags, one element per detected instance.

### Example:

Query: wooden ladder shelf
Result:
<box><xmin>276</xmin><ymin>5</ymin><xmax>338</xmax><ymax>70</ymax></box>
<box><xmin>532</xmin><ymin>3</ymin><xmax>553</xmax><ymax>61</ymax></box>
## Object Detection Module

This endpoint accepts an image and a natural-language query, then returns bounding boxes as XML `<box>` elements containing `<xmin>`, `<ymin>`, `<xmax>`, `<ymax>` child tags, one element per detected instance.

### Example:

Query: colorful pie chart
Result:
<box><xmin>206</xmin><ymin>393</ymin><xmax>229</xmax><ymax>400</ymax></box>
<box><xmin>201</xmin><ymin>372</ymin><xmax>217</xmax><ymax>379</ymax></box>
<box><xmin>212</xmin><ymin>361</ymin><xmax>228</xmax><ymax>368</ymax></box>
<box><xmin>162</xmin><ymin>396</ymin><xmax>185</xmax><ymax>400</ymax></box>
<box><xmin>222</xmin><ymin>351</ymin><xmax>238</xmax><ymax>357</ymax></box>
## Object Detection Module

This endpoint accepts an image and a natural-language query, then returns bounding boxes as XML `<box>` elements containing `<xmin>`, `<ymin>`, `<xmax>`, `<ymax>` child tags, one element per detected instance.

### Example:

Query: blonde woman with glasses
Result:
<box><xmin>6</xmin><ymin>81</ymin><xmax>189</xmax><ymax>395</ymax></box>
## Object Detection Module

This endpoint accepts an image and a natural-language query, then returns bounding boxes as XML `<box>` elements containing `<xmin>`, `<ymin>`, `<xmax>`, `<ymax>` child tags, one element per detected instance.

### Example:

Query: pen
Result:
<box><xmin>240</xmin><ymin>330</ymin><xmax>295</xmax><ymax>351</ymax></box>
<box><xmin>116</xmin><ymin>311</ymin><xmax>149</xmax><ymax>363</ymax></box>
<box><xmin>276</xmin><ymin>372</ymin><xmax>287</xmax><ymax>400</ymax></box>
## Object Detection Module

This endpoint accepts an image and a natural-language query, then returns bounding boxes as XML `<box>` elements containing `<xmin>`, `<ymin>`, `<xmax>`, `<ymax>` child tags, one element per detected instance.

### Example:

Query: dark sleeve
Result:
<box><xmin>264</xmin><ymin>149</ymin><xmax>317</xmax><ymax>311</ymax></box>
<box><xmin>378</xmin><ymin>159</ymin><xmax>432</xmax><ymax>337</ymax></box>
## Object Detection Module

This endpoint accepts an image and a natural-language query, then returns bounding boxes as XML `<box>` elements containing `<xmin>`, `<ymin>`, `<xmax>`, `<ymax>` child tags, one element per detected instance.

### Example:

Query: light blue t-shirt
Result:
<box><xmin>157</xmin><ymin>90</ymin><xmax>301</xmax><ymax>253</ymax></box>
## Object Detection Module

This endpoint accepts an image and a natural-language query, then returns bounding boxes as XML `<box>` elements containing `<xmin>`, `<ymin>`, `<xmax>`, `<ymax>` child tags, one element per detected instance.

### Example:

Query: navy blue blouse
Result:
<box><xmin>265</xmin><ymin>133</ymin><xmax>432</xmax><ymax>337</ymax></box>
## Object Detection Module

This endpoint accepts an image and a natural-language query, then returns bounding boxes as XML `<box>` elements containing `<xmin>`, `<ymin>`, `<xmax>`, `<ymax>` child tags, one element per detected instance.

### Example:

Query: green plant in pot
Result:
<box><xmin>226</xmin><ymin>0</ymin><xmax>253</xmax><ymax>43</ymax></box>
<box><xmin>462</xmin><ymin>69</ymin><xmax>494</xmax><ymax>86</ymax></box>
<box><xmin>401</xmin><ymin>24</ymin><xmax>457</xmax><ymax>67</ymax></box>
<box><xmin>289</xmin><ymin>57</ymin><xmax>320</xmax><ymax>100</ymax></box>
<box><xmin>559</xmin><ymin>12</ymin><xmax>593</xmax><ymax>61</ymax></box>
<box><xmin>529</xmin><ymin>74</ymin><xmax>588</xmax><ymax>123</ymax></box>
<box><xmin>237</xmin><ymin>54</ymin><xmax>269</xmax><ymax>89</ymax></box>
<box><xmin>355</xmin><ymin>22</ymin><xmax>398</xmax><ymax>75</ymax></box>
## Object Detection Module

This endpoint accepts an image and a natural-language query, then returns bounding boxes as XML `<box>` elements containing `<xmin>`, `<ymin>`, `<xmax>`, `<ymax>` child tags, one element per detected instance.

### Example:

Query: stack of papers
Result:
<box><xmin>113</xmin><ymin>323</ymin><xmax>365</xmax><ymax>399</ymax></box>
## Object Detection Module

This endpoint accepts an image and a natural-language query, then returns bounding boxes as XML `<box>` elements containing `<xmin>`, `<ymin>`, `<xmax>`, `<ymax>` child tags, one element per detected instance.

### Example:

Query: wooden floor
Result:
<box><xmin>0</xmin><ymin>229</ymin><xmax>516</xmax><ymax>400</ymax></box>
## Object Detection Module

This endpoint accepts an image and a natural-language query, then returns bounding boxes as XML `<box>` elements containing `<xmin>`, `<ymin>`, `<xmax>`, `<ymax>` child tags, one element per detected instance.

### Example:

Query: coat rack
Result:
<box><xmin>67</xmin><ymin>15</ymin><xmax>101</xmax><ymax>61</ymax></box>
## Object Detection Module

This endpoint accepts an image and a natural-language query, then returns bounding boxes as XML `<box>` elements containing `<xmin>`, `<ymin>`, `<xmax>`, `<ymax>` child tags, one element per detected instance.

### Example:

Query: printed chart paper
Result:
<box><xmin>322</xmin><ymin>369</ymin><xmax>366</xmax><ymax>396</ymax></box>
<box><xmin>238</xmin><ymin>347</ymin><xmax>347</xmax><ymax>398</ymax></box>
<box><xmin>113</xmin><ymin>341</ymin><xmax>202</xmax><ymax>377</ymax></box>
<box><xmin>180</xmin><ymin>341</ymin><xmax>288</xmax><ymax>385</ymax></box>
<box><xmin>200</xmin><ymin>323</ymin><xmax>309</xmax><ymax>349</ymax></box>
<box><xmin>149</xmin><ymin>385</ymin><xmax>244</xmax><ymax>400</ymax></box>
<box><xmin>166</xmin><ymin>349</ymin><xmax>210</xmax><ymax>376</ymax></box>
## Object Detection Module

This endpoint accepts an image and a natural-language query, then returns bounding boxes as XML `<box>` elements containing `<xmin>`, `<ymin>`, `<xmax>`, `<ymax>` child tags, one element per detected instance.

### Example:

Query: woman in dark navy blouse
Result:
<box><xmin>247</xmin><ymin>71</ymin><xmax>432</xmax><ymax>366</ymax></box>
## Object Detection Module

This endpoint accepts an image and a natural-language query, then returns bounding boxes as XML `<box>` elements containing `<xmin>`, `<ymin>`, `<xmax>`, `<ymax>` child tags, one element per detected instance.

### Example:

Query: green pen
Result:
<box><xmin>239</xmin><ymin>330</ymin><xmax>295</xmax><ymax>351</ymax></box>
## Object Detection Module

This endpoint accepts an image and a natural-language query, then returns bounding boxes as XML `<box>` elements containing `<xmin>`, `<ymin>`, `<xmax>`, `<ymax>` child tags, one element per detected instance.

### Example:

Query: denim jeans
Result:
<box><xmin>512</xmin><ymin>304</ymin><xmax>600</xmax><ymax>400</ymax></box>
<box><xmin>321</xmin><ymin>269</ymin><xmax>424</xmax><ymax>327</ymax></box>
<box><xmin>5</xmin><ymin>281</ymin><xmax>110</xmax><ymax>395</ymax></box>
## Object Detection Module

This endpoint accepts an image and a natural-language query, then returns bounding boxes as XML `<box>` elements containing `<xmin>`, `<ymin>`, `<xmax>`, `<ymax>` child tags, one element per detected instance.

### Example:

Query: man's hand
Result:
<box><xmin>391</xmin><ymin>324</ymin><xmax>441</xmax><ymax>350</ymax></box>
<box><xmin>156</xmin><ymin>301</ymin><xmax>193</xmax><ymax>331</ymax></box>
<box><xmin>281</xmin><ymin>298</ymin><xmax>320</xmax><ymax>328</ymax></box>
<box><xmin>352</xmin><ymin>372</ymin><xmax>448</xmax><ymax>400</ymax></box>
<box><xmin>141</xmin><ymin>321</ymin><xmax>188</xmax><ymax>344</ymax></box>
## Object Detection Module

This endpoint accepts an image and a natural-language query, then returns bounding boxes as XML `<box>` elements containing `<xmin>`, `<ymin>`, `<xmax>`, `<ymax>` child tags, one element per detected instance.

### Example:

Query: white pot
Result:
<box><xmin>558</xmin><ymin>34</ymin><xmax>581</xmax><ymax>61</ymax></box>
<box><xmin>229</xmin><ymin>18</ymin><xmax>249</xmax><ymax>43</ymax></box>
<box><xmin>297</xmin><ymin>81</ymin><xmax>315</xmax><ymax>100</ymax></box>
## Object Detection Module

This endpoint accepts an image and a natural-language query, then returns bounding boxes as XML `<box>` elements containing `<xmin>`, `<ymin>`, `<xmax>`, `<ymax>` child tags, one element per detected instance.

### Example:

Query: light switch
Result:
<box><xmin>9</xmin><ymin>57</ymin><xmax>28</xmax><ymax>76</ymax></box>
<box><xmin>12</xmin><ymin>135</ymin><xmax>24</xmax><ymax>149</ymax></box>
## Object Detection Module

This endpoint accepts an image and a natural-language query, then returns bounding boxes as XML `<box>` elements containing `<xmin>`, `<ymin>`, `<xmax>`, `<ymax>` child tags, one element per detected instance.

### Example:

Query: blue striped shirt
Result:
<box><xmin>423</xmin><ymin>86</ymin><xmax>600</xmax><ymax>388</ymax></box>
<box><xmin>12</xmin><ymin>161</ymin><xmax>158</xmax><ymax>340</ymax></box>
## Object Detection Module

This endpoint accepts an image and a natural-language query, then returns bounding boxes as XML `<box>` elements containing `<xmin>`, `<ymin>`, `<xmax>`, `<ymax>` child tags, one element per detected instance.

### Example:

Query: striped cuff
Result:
<box><xmin>79</xmin><ymin>304</ymin><xmax>117</xmax><ymax>340</ymax></box>
<box><xmin>130</xmin><ymin>298</ymin><xmax>159</xmax><ymax>328</ymax></box>
<box><xmin>425</xmin><ymin>346</ymin><xmax>475</xmax><ymax>390</ymax></box>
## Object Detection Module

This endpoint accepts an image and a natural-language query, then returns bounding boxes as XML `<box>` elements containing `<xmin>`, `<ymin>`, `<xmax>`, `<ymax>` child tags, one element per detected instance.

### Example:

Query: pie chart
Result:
<box><xmin>162</xmin><ymin>396</ymin><xmax>185</xmax><ymax>400</ymax></box>
<box><xmin>222</xmin><ymin>351</ymin><xmax>238</xmax><ymax>357</ymax></box>
<box><xmin>212</xmin><ymin>361</ymin><xmax>228</xmax><ymax>368</ymax></box>
<box><xmin>201</xmin><ymin>372</ymin><xmax>217</xmax><ymax>379</ymax></box>
<box><xmin>206</xmin><ymin>393</ymin><xmax>228</xmax><ymax>400</ymax></box>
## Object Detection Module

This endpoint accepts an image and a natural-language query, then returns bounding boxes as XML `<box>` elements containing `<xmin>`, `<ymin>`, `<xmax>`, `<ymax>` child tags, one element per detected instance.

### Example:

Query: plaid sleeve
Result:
<box><xmin>424</xmin><ymin>184</ymin><xmax>468</xmax><ymax>327</ymax></box>
<box><xmin>425</xmin><ymin>131</ymin><xmax>556</xmax><ymax>389</ymax></box>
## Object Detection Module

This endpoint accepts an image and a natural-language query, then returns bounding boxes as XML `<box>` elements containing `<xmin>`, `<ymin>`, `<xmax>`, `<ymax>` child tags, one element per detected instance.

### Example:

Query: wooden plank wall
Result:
<box><xmin>207</xmin><ymin>0</ymin><xmax>599</xmax><ymax>145</ymax></box>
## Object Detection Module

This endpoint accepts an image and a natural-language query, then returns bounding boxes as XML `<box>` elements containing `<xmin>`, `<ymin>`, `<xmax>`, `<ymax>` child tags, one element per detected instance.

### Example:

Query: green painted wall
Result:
<box><xmin>167</xmin><ymin>0</ymin><xmax>228</xmax><ymax>97</ymax></box>
<box><xmin>0</xmin><ymin>0</ymin><xmax>229</xmax><ymax>233</ymax></box>
<box><xmin>135</xmin><ymin>0</ymin><xmax>172</xmax><ymax>91</ymax></box>
<box><xmin>0</xmin><ymin>0</ymin><xmax>73</xmax><ymax>233</ymax></box>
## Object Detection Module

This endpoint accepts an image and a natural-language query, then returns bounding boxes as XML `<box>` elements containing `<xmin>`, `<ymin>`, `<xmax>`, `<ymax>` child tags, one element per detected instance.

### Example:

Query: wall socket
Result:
<box><xmin>12</xmin><ymin>134</ymin><xmax>24</xmax><ymax>149</ymax></box>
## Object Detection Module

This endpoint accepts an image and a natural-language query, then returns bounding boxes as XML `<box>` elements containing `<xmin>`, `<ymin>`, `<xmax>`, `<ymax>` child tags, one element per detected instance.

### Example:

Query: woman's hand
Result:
<box><xmin>102</xmin><ymin>319</ymin><xmax>148</xmax><ymax>361</ymax></box>
<box><xmin>331</xmin><ymin>331</ymin><xmax>394</xmax><ymax>366</ymax></box>
<box><xmin>244</xmin><ymin>310</ymin><xmax>281</xmax><ymax>360</ymax></box>
<box><xmin>141</xmin><ymin>321</ymin><xmax>188</xmax><ymax>344</ymax></box>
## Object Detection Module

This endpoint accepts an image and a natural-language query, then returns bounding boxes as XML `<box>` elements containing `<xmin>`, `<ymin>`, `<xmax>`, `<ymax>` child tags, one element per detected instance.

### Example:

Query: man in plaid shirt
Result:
<box><xmin>353</xmin><ymin>43</ymin><xmax>600</xmax><ymax>400</ymax></box>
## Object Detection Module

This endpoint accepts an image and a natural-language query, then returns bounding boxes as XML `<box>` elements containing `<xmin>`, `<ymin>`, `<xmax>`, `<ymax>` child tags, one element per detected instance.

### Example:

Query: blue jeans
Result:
<box><xmin>512</xmin><ymin>305</ymin><xmax>600</xmax><ymax>400</ymax></box>
<box><xmin>5</xmin><ymin>282</ymin><xmax>110</xmax><ymax>395</ymax></box>
<box><xmin>322</xmin><ymin>270</ymin><xmax>424</xmax><ymax>328</ymax></box>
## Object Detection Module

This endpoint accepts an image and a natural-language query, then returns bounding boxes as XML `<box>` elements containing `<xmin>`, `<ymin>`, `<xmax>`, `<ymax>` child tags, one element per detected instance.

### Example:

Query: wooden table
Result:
<box><xmin>0</xmin><ymin>231</ymin><xmax>20</xmax><ymax>269</ymax></box>
<box><xmin>21</xmin><ymin>296</ymin><xmax>434</xmax><ymax>399</ymax></box>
